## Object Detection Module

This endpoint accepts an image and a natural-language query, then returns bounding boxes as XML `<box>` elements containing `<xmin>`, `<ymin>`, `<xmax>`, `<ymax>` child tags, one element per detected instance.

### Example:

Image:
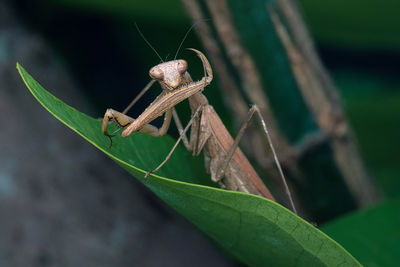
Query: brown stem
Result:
<box><xmin>181</xmin><ymin>0</ymin><xmax>269</xmax><ymax>164</ymax></box>
<box><xmin>181</xmin><ymin>0</ymin><xmax>248</xmax><ymax>125</ymax></box>
<box><xmin>204</xmin><ymin>0</ymin><xmax>292</xmax><ymax>157</ymax></box>
<box><xmin>270</xmin><ymin>5</ymin><xmax>380</xmax><ymax>206</ymax></box>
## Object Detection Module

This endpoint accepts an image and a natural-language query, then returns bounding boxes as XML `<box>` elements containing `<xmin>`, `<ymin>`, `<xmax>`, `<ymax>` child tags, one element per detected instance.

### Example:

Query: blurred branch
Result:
<box><xmin>270</xmin><ymin>2</ymin><xmax>380</xmax><ymax>206</ymax></box>
<box><xmin>181</xmin><ymin>0</ymin><xmax>304</xmax><ymax>210</ymax></box>
<box><xmin>203</xmin><ymin>0</ymin><xmax>290</xmax><ymax>152</ymax></box>
<box><xmin>181</xmin><ymin>0</ymin><xmax>249</xmax><ymax>127</ymax></box>
<box><xmin>181</xmin><ymin>0</ymin><xmax>380</xmax><ymax>219</ymax></box>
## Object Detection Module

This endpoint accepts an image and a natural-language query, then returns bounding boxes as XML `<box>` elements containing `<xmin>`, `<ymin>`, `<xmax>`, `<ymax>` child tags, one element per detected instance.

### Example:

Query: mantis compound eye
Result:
<box><xmin>177</xmin><ymin>60</ymin><xmax>187</xmax><ymax>74</ymax></box>
<box><xmin>149</xmin><ymin>67</ymin><xmax>164</xmax><ymax>80</ymax></box>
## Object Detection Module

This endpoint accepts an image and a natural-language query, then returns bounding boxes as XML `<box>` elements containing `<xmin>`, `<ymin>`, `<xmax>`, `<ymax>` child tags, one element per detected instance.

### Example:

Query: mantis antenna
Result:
<box><xmin>134</xmin><ymin>22</ymin><xmax>164</xmax><ymax>63</ymax></box>
<box><xmin>174</xmin><ymin>19</ymin><xmax>210</xmax><ymax>59</ymax></box>
<box><xmin>174</xmin><ymin>23</ymin><xmax>197</xmax><ymax>60</ymax></box>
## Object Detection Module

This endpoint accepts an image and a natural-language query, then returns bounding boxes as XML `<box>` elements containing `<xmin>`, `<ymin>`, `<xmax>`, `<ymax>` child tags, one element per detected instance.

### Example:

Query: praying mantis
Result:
<box><xmin>101</xmin><ymin>48</ymin><xmax>297</xmax><ymax>214</ymax></box>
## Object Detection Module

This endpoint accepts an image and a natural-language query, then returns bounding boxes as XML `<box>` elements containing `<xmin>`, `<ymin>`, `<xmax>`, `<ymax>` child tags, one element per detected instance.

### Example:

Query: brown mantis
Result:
<box><xmin>102</xmin><ymin>48</ymin><xmax>297</xmax><ymax>214</ymax></box>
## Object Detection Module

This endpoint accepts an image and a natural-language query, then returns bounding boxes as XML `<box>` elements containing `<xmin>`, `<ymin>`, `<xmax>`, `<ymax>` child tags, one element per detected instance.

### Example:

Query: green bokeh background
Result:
<box><xmin>17</xmin><ymin>0</ymin><xmax>398</xmax><ymax>198</ymax></box>
<box><xmin>13</xmin><ymin>0</ymin><xmax>400</xmax><ymax>265</ymax></box>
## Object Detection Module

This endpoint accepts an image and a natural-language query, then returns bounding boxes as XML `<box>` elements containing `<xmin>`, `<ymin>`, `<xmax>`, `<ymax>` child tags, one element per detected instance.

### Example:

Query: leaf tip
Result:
<box><xmin>16</xmin><ymin>62</ymin><xmax>24</xmax><ymax>77</ymax></box>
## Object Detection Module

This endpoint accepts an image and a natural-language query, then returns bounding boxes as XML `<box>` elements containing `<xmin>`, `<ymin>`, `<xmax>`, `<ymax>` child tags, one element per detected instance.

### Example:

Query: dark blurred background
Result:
<box><xmin>0</xmin><ymin>0</ymin><xmax>399</xmax><ymax>266</ymax></box>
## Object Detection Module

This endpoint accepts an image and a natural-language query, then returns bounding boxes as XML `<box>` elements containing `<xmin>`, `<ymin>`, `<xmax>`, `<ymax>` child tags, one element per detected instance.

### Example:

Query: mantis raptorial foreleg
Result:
<box><xmin>103</xmin><ymin>79</ymin><xmax>192</xmax><ymax>148</ymax></box>
<box><xmin>102</xmin><ymin>79</ymin><xmax>171</xmax><ymax>147</ymax></box>
<box><xmin>102</xmin><ymin>108</ymin><xmax>173</xmax><ymax>147</ymax></box>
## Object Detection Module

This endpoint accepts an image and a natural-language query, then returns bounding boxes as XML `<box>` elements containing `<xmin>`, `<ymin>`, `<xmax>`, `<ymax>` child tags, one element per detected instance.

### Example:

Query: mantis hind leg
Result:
<box><xmin>215</xmin><ymin>104</ymin><xmax>297</xmax><ymax>214</ymax></box>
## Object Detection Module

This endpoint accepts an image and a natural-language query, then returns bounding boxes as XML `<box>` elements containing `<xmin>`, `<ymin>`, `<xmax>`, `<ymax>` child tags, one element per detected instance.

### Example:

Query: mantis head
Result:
<box><xmin>149</xmin><ymin>60</ymin><xmax>188</xmax><ymax>90</ymax></box>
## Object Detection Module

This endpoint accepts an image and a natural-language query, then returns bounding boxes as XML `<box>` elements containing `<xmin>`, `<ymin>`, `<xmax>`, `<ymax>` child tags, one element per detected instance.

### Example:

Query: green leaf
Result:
<box><xmin>322</xmin><ymin>198</ymin><xmax>400</xmax><ymax>266</ymax></box>
<box><xmin>17</xmin><ymin>63</ymin><xmax>360</xmax><ymax>266</ymax></box>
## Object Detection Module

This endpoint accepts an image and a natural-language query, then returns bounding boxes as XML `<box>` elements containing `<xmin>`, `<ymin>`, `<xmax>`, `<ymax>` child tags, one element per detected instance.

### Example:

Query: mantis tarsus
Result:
<box><xmin>102</xmin><ymin>48</ymin><xmax>297</xmax><ymax>214</ymax></box>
